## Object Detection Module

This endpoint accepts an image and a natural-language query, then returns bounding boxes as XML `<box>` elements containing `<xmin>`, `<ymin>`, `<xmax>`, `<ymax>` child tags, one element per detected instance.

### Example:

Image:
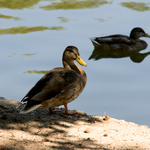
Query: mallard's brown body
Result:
<box><xmin>91</xmin><ymin>27</ymin><xmax>150</xmax><ymax>51</ymax></box>
<box><xmin>20</xmin><ymin>46</ymin><xmax>87</xmax><ymax>114</ymax></box>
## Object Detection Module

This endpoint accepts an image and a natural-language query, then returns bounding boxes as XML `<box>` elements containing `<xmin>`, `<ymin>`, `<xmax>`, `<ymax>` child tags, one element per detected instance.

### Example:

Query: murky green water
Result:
<box><xmin>1</xmin><ymin>0</ymin><xmax>150</xmax><ymax>126</ymax></box>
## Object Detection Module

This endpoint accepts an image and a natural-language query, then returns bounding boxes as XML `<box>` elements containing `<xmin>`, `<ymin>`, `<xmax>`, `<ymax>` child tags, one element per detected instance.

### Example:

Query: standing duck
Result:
<box><xmin>20</xmin><ymin>46</ymin><xmax>87</xmax><ymax>115</ymax></box>
<box><xmin>90</xmin><ymin>27</ymin><xmax>150</xmax><ymax>51</ymax></box>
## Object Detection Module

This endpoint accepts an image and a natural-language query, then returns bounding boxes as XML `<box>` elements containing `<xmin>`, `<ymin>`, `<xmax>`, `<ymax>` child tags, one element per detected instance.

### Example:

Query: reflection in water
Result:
<box><xmin>89</xmin><ymin>27</ymin><xmax>150</xmax><ymax>63</ymax></box>
<box><xmin>24</xmin><ymin>70</ymin><xmax>49</xmax><ymax>74</ymax></box>
<box><xmin>8</xmin><ymin>53</ymin><xmax>36</xmax><ymax>59</ymax></box>
<box><xmin>22</xmin><ymin>53</ymin><xmax>36</xmax><ymax>56</ymax></box>
<box><xmin>58</xmin><ymin>17</ymin><xmax>69</xmax><ymax>23</ymax></box>
<box><xmin>121</xmin><ymin>2</ymin><xmax>150</xmax><ymax>11</ymax></box>
<box><xmin>89</xmin><ymin>45</ymin><xmax>150</xmax><ymax>63</ymax></box>
<box><xmin>130</xmin><ymin>51</ymin><xmax>150</xmax><ymax>63</ymax></box>
<box><xmin>0</xmin><ymin>13</ymin><xmax>20</xmax><ymax>20</ymax></box>
<box><xmin>0</xmin><ymin>0</ymin><xmax>40</xmax><ymax>9</ymax></box>
<box><xmin>0</xmin><ymin>26</ymin><xmax>64</xmax><ymax>35</ymax></box>
<box><xmin>49</xmin><ymin>26</ymin><xmax>64</xmax><ymax>30</ymax></box>
<box><xmin>95</xmin><ymin>18</ymin><xmax>107</xmax><ymax>22</ymax></box>
<box><xmin>41</xmin><ymin>0</ymin><xmax>112</xmax><ymax>10</ymax></box>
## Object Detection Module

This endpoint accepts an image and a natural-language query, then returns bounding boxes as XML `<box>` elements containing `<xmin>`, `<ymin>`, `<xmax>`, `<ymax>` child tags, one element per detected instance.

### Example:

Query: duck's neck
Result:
<box><xmin>130</xmin><ymin>33</ymin><xmax>139</xmax><ymax>40</ymax></box>
<box><xmin>63</xmin><ymin>61</ymin><xmax>81</xmax><ymax>74</ymax></box>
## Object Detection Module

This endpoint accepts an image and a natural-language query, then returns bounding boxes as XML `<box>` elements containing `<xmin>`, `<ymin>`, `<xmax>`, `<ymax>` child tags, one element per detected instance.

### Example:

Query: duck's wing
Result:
<box><xmin>94</xmin><ymin>34</ymin><xmax>135</xmax><ymax>45</ymax></box>
<box><xmin>21</xmin><ymin>68</ymin><xmax>78</xmax><ymax>102</ymax></box>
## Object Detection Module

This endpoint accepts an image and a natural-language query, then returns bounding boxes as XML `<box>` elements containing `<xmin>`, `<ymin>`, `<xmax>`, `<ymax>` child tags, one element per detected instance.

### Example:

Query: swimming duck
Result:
<box><xmin>90</xmin><ymin>27</ymin><xmax>150</xmax><ymax>51</ymax></box>
<box><xmin>20</xmin><ymin>46</ymin><xmax>87</xmax><ymax>115</ymax></box>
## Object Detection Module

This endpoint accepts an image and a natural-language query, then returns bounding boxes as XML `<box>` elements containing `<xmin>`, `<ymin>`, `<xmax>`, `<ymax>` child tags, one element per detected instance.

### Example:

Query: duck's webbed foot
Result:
<box><xmin>64</xmin><ymin>104</ymin><xmax>78</xmax><ymax>115</ymax></box>
<box><xmin>49</xmin><ymin>108</ymin><xmax>63</xmax><ymax>114</ymax></box>
<box><xmin>49</xmin><ymin>104</ymin><xmax>78</xmax><ymax>115</ymax></box>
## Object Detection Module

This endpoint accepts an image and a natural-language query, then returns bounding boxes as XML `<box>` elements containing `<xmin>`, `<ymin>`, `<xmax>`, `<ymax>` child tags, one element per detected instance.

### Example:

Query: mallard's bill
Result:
<box><xmin>145</xmin><ymin>33</ymin><xmax>150</xmax><ymax>38</ymax></box>
<box><xmin>75</xmin><ymin>55</ymin><xmax>87</xmax><ymax>67</ymax></box>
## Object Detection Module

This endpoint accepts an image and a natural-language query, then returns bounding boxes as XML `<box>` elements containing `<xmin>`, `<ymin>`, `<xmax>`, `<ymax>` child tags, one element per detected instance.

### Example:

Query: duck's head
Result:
<box><xmin>63</xmin><ymin>46</ymin><xmax>87</xmax><ymax>68</ymax></box>
<box><xmin>130</xmin><ymin>27</ymin><xmax>150</xmax><ymax>39</ymax></box>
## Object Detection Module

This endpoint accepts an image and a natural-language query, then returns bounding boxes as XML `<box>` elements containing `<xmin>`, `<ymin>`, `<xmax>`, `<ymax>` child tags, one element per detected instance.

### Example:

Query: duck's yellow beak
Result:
<box><xmin>75</xmin><ymin>55</ymin><xmax>87</xmax><ymax>67</ymax></box>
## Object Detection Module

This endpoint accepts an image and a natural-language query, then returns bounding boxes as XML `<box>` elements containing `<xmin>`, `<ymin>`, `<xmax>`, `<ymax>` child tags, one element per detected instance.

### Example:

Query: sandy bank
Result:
<box><xmin>0</xmin><ymin>97</ymin><xmax>150</xmax><ymax>150</ymax></box>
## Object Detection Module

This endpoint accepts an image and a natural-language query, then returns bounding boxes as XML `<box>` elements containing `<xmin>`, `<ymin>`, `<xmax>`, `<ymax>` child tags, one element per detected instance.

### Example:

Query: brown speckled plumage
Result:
<box><xmin>20</xmin><ymin>46</ymin><xmax>87</xmax><ymax>114</ymax></box>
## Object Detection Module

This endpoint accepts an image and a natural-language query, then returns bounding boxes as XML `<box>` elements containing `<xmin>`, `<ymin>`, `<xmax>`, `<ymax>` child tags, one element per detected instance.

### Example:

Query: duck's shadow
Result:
<box><xmin>89</xmin><ymin>44</ymin><xmax>150</xmax><ymax>63</ymax></box>
<box><xmin>0</xmin><ymin>97</ymin><xmax>107</xmax><ymax>150</ymax></box>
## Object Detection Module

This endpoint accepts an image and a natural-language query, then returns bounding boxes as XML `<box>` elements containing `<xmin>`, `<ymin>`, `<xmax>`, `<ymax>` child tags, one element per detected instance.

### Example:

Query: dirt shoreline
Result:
<box><xmin>0</xmin><ymin>97</ymin><xmax>150</xmax><ymax>150</ymax></box>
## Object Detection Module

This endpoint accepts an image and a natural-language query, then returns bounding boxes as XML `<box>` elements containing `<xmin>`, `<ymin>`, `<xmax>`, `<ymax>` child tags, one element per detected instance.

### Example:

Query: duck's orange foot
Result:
<box><xmin>49</xmin><ymin>108</ymin><xmax>78</xmax><ymax>115</ymax></box>
<box><xmin>49</xmin><ymin>104</ymin><xmax>78</xmax><ymax>115</ymax></box>
<box><xmin>64</xmin><ymin>104</ymin><xmax>78</xmax><ymax>115</ymax></box>
<box><xmin>65</xmin><ymin>110</ymin><xmax>78</xmax><ymax>115</ymax></box>
<box><xmin>49</xmin><ymin>108</ymin><xmax>63</xmax><ymax>114</ymax></box>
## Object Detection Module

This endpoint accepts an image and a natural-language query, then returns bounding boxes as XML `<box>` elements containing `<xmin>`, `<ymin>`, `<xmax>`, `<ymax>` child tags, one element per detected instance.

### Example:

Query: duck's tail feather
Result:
<box><xmin>20</xmin><ymin>103</ymin><xmax>41</xmax><ymax>114</ymax></box>
<box><xmin>90</xmin><ymin>38</ymin><xmax>101</xmax><ymax>47</ymax></box>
